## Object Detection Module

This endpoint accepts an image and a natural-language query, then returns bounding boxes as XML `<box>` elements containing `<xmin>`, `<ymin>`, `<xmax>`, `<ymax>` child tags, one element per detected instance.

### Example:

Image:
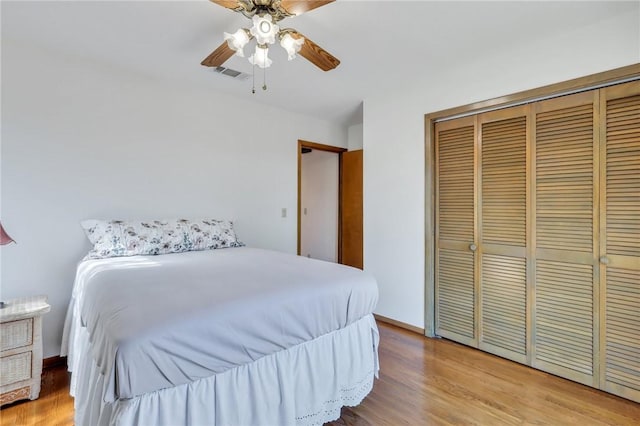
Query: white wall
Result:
<box><xmin>301</xmin><ymin>150</ymin><xmax>339</xmax><ymax>262</ymax></box>
<box><xmin>0</xmin><ymin>39</ymin><xmax>346</xmax><ymax>357</ymax></box>
<box><xmin>363</xmin><ymin>9</ymin><xmax>640</xmax><ymax>331</ymax></box>
<box><xmin>347</xmin><ymin>123</ymin><xmax>363</xmax><ymax>151</ymax></box>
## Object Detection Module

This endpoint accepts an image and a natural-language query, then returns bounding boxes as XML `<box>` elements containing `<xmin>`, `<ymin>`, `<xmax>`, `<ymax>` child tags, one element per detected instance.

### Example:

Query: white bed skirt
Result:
<box><xmin>71</xmin><ymin>314</ymin><xmax>380</xmax><ymax>426</ymax></box>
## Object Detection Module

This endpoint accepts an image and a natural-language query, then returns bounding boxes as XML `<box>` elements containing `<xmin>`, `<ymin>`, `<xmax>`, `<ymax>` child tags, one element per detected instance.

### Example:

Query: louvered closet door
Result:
<box><xmin>435</xmin><ymin>116</ymin><xmax>477</xmax><ymax>346</ymax></box>
<box><xmin>600</xmin><ymin>81</ymin><xmax>640</xmax><ymax>403</ymax></box>
<box><xmin>478</xmin><ymin>107</ymin><xmax>528</xmax><ymax>364</ymax></box>
<box><xmin>532</xmin><ymin>91</ymin><xmax>599</xmax><ymax>387</ymax></box>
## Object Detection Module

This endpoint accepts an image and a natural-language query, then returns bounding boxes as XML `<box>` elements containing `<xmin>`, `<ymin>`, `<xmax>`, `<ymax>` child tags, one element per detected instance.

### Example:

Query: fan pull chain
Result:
<box><xmin>263</xmin><ymin>65</ymin><xmax>267</xmax><ymax>91</ymax></box>
<box><xmin>251</xmin><ymin>63</ymin><xmax>256</xmax><ymax>94</ymax></box>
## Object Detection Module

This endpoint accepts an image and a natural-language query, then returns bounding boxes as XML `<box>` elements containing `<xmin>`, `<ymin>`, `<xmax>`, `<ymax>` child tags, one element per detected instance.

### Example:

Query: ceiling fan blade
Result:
<box><xmin>279</xmin><ymin>0</ymin><xmax>335</xmax><ymax>16</ymax></box>
<box><xmin>208</xmin><ymin>0</ymin><xmax>243</xmax><ymax>10</ymax></box>
<box><xmin>291</xmin><ymin>32</ymin><xmax>340</xmax><ymax>71</ymax></box>
<box><xmin>201</xmin><ymin>41</ymin><xmax>235</xmax><ymax>67</ymax></box>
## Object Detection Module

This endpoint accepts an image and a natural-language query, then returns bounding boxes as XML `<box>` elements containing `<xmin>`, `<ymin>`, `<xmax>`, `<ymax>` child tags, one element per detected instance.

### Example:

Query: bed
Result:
<box><xmin>61</xmin><ymin>246</ymin><xmax>379</xmax><ymax>426</ymax></box>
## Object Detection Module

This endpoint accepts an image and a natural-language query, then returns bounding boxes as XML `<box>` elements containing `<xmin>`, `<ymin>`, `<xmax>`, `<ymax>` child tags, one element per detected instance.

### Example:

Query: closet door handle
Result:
<box><xmin>600</xmin><ymin>256</ymin><xmax>610</xmax><ymax>265</ymax></box>
<box><xmin>469</xmin><ymin>244</ymin><xmax>477</xmax><ymax>252</ymax></box>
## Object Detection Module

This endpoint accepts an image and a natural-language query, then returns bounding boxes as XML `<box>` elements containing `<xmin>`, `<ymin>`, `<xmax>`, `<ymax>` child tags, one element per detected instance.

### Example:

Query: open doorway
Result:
<box><xmin>297</xmin><ymin>140</ymin><xmax>345</xmax><ymax>262</ymax></box>
<box><xmin>297</xmin><ymin>140</ymin><xmax>364</xmax><ymax>269</ymax></box>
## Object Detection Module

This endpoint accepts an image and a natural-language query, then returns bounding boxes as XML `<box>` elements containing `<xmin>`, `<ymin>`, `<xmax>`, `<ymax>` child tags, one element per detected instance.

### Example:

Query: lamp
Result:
<box><xmin>0</xmin><ymin>222</ymin><xmax>15</xmax><ymax>246</ymax></box>
<box><xmin>0</xmin><ymin>222</ymin><xmax>14</xmax><ymax>308</ymax></box>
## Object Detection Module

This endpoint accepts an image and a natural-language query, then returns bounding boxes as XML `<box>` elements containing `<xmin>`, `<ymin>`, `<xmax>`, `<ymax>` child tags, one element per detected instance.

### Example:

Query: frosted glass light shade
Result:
<box><xmin>250</xmin><ymin>15</ymin><xmax>279</xmax><ymax>45</ymax></box>
<box><xmin>224</xmin><ymin>29</ymin><xmax>250</xmax><ymax>57</ymax></box>
<box><xmin>249</xmin><ymin>45</ymin><xmax>272</xmax><ymax>69</ymax></box>
<box><xmin>280</xmin><ymin>33</ymin><xmax>304</xmax><ymax>60</ymax></box>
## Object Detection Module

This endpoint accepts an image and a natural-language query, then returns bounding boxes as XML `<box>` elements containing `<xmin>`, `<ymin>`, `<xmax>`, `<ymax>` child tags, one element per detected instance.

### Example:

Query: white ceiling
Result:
<box><xmin>2</xmin><ymin>1</ymin><xmax>637</xmax><ymax>126</ymax></box>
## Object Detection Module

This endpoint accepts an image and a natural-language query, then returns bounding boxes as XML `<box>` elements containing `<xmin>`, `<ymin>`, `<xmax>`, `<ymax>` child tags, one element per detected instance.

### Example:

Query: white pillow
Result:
<box><xmin>81</xmin><ymin>218</ymin><xmax>243</xmax><ymax>260</ymax></box>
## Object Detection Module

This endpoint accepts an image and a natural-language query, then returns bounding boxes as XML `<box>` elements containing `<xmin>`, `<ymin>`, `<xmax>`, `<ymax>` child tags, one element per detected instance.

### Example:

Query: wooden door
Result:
<box><xmin>477</xmin><ymin>106</ymin><xmax>529</xmax><ymax>364</ymax></box>
<box><xmin>340</xmin><ymin>150</ymin><xmax>363</xmax><ymax>269</ymax></box>
<box><xmin>435</xmin><ymin>116</ymin><xmax>477</xmax><ymax>346</ymax></box>
<box><xmin>600</xmin><ymin>81</ymin><xmax>640</xmax><ymax>402</ymax></box>
<box><xmin>532</xmin><ymin>91</ymin><xmax>599</xmax><ymax>387</ymax></box>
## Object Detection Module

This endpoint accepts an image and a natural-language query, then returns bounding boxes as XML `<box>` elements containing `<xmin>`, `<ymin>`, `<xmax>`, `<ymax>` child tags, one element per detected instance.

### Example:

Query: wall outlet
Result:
<box><xmin>281</xmin><ymin>208</ymin><xmax>287</xmax><ymax>218</ymax></box>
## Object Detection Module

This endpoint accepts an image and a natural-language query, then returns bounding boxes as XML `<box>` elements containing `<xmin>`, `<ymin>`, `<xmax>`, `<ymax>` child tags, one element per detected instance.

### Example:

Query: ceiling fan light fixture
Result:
<box><xmin>249</xmin><ymin>44</ymin><xmax>272</xmax><ymax>68</ymax></box>
<box><xmin>280</xmin><ymin>33</ymin><xmax>304</xmax><ymax>60</ymax></box>
<box><xmin>223</xmin><ymin>28</ymin><xmax>250</xmax><ymax>57</ymax></box>
<box><xmin>250</xmin><ymin>14</ymin><xmax>279</xmax><ymax>45</ymax></box>
<box><xmin>201</xmin><ymin>0</ymin><xmax>340</xmax><ymax>82</ymax></box>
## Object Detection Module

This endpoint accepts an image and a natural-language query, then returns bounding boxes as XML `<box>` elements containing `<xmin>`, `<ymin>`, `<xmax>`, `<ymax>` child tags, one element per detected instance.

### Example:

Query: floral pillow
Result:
<box><xmin>81</xmin><ymin>218</ymin><xmax>243</xmax><ymax>260</ymax></box>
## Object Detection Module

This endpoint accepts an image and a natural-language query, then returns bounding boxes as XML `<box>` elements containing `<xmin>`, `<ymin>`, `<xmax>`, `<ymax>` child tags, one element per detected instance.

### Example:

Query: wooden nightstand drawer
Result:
<box><xmin>1</xmin><ymin>319</ymin><xmax>33</xmax><ymax>351</ymax></box>
<box><xmin>0</xmin><ymin>351</ymin><xmax>32</xmax><ymax>386</ymax></box>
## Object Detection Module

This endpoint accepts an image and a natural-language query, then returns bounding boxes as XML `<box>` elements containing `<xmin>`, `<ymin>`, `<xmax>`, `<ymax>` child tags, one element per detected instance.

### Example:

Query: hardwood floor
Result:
<box><xmin>1</xmin><ymin>322</ymin><xmax>639</xmax><ymax>425</ymax></box>
<box><xmin>0</xmin><ymin>360</ymin><xmax>73</xmax><ymax>426</ymax></box>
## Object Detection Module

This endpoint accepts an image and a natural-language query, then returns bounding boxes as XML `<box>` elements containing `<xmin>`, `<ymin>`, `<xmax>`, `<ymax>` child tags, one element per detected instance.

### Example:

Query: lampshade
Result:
<box><xmin>224</xmin><ymin>28</ymin><xmax>250</xmax><ymax>57</ymax></box>
<box><xmin>249</xmin><ymin>45</ymin><xmax>272</xmax><ymax>69</ymax></box>
<box><xmin>280</xmin><ymin>33</ymin><xmax>304</xmax><ymax>60</ymax></box>
<box><xmin>250</xmin><ymin>15</ymin><xmax>279</xmax><ymax>45</ymax></box>
<box><xmin>0</xmin><ymin>222</ymin><xmax>15</xmax><ymax>246</ymax></box>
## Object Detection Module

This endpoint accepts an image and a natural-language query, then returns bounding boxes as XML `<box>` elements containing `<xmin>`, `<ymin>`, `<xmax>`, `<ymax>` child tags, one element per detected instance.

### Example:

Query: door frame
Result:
<box><xmin>297</xmin><ymin>139</ymin><xmax>347</xmax><ymax>262</ymax></box>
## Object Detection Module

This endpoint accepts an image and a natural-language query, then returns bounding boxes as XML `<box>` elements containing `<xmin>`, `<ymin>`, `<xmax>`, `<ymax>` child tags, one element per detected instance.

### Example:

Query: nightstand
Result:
<box><xmin>0</xmin><ymin>295</ymin><xmax>50</xmax><ymax>406</ymax></box>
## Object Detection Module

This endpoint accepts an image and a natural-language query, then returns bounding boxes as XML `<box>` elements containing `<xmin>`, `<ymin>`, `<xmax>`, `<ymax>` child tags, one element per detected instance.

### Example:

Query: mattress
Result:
<box><xmin>61</xmin><ymin>247</ymin><xmax>378</xmax><ymax>403</ymax></box>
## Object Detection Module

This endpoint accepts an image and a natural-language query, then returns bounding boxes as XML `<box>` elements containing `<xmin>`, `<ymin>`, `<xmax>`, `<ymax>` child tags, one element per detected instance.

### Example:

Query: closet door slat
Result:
<box><xmin>606</xmin><ymin>268</ymin><xmax>640</xmax><ymax>396</ymax></box>
<box><xmin>481</xmin><ymin>254</ymin><xmax>527</xmax><ymax>361</ymax></box>
<box><xmin>481</xmin><ymin>116</ymin><xmax>527</xmax><ymax>246</ymax></box>
<box><xmin>438</xmin><ymin>249</ymin><xmax>475</xmax><ymax>339</ymax></box>
<box><xmin>534</xmin><ymin>260</ymin><xmax>594</xmax><ymax>384</ymax></box>
<box><xmin>437</xmin><ymin>125</ymin><xmax>475</xmax><ymax>242</ymax></box>
<box><xmin>606</xmin><ymin>94</ymin><xmax>640</xmax><ymax>258</ymax></box>
<box><xmin>536</xmin><ymin>102</ymin><xmax>594</xmax><ymax>253</ymax></box>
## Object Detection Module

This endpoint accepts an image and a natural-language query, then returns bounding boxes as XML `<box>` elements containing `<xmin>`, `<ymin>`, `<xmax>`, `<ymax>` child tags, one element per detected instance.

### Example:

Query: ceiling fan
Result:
<box><xmin>201</xmin><ymin>0</ymin><xmax>340</xmax><ymax>72</ymax></box>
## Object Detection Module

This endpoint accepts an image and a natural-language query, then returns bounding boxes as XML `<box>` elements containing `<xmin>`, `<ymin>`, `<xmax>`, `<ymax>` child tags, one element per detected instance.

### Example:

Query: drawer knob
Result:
<box><xmin>600</xmin><ymin>256</ymin><xmax>609</xmax><ymax>265</ymax></box>
<box><xmin>469</xmin><ymin>244</ymin><xmax>477</xmax><ymax>252</ymax></box>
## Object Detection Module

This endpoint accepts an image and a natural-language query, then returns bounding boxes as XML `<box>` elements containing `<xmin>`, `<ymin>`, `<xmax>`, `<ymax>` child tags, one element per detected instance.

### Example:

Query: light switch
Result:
<box><xmin>281</xmin><ymin>208</ymin><xmax>287</xmax><ymax>218</ymax></box>
<box><xmin>304</xmin><ymin>207</ymin><xmax>307</xmax><ymax>215</ymax></box>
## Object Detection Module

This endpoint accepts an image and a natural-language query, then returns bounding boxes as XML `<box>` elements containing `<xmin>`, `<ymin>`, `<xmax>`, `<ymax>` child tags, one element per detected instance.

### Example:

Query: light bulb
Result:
<box><xmin>280</xmin><ymin>33</ymin><xmax>304</xmax><ymax>60</ymax></box>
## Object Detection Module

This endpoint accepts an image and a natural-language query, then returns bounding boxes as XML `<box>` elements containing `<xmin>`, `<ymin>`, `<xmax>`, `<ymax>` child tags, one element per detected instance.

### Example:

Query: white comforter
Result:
<box><xmin>62</xmin><ymin>247</ymin><xmax>378</xmax><ymax>403</ymax></box>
